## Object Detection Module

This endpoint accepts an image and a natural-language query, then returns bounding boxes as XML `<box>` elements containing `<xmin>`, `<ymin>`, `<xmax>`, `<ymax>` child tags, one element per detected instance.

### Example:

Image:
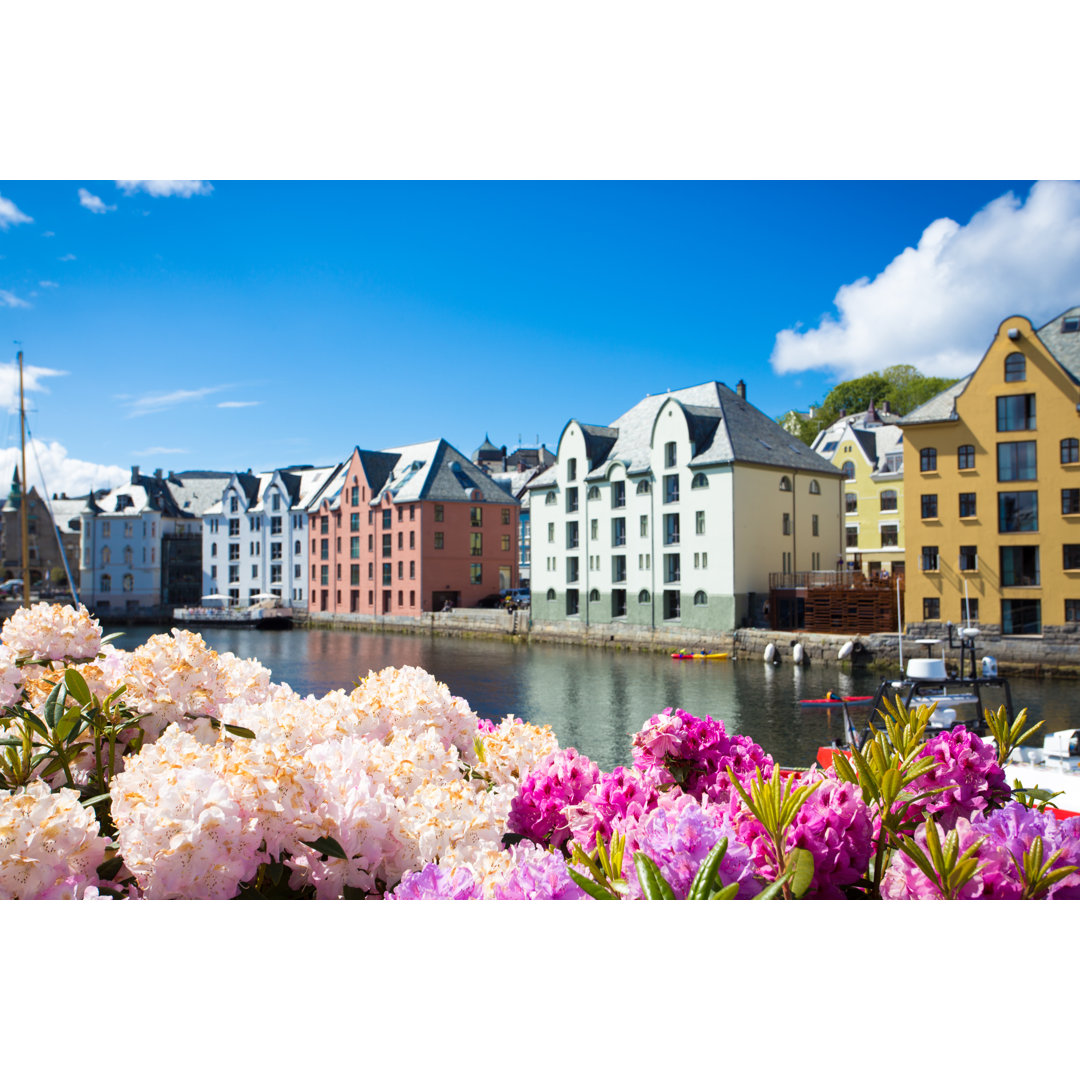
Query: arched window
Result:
<box><xmin>779</xmin><ymin>476</ymin><xmax>792</xmax><ymax>491</ymax></box>
<box><xmin>880</xmin><ymin>489</ymin><xmax>897</xmax><ymax>512</ymax></box>
<box><xmin>636</xmin><ymin>480</ymin><xmax>651</xmax><ymax>495</ymax></box>
<box><xmin>123</xmin><ymin>546</ymin><xmax>133</xmax><ymax>566</ymax></box>
<box><xmin>545</xmin><ymin>492</ymin><xmax>557</xmax><ymax>505</ymax></box>
<box><xmin>122</xmin><ymin>574</ymin><xmax>134</xmax><ymax>592</ymax></box>
<box><xmin>101</xmin><ymin>545</ymin><xmax>110</xmax><ymax>565</ymax></box>
<box><xmin>842</xmin><ymin>461</ymin><xmax>855</xmax><ymax>480</ymax></box>
<box><xmin>958</xmin><ymin>444</ymin><xmax>975</xmax><ymax>470</ymax></box>
<box><xmin>100</xmin><ymin>573</ymin><xmax>111</xmax><ymax>593</ymax></box>
<box><xmin>691</xmin><ymin>473</ymin><xmax>709</xmax><ymax>489</ymax></box>
<box><xmin>638</xmin><ymin>589</ymin><xmax>651</xmax><ymax>604</ymax></box>
<box><xmin>693</xmin><ymin>590</ymin><xmax>708</xmax><ymax>606</ymax></box>
<box><xmin>808</xmin><ymin>479</ymin><xmax>821</xmax><ymax>494</ymax></box>
<box><xmin>211</xmin><ymin>542</ymin><xmax>217</xmax><ymax>557</ymax></box>
<box><xmin>1005</xmin><ymin>352</ymin><xmax>1026</xmax><ymax>382</ymax></box>
<box><xmin>1062</xmin><ymin>438</ymin><xmax>1079</xmax><ymax>464</ymax></box>
<box><xmin>546</xmin><ymin>588</ymin><xmax>556</xmax><ymax>601</ymax></box>
<box><xmin>589</xmin><ymin>588</ymin><xmax>600</xmax><ymax>602</ymax></box>
<box><xmin>587</xmin><ymin>485</ymin><xmax>600</xmax><ymax>501</ymax></box>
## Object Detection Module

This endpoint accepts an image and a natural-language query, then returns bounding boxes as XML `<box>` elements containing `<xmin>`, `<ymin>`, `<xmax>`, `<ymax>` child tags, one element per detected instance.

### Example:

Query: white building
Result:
<box><xmin>529</xmin><ymin>381</ymin><xmax>845</xmax><ymax>631</ymax></box>
<box><xmin>201</xmin><ymin>464</ymin><xmax>344</xmax><ymax>606</ymax></box>
<box><xmin>80</xmin><ymin>468</ymin><xmax>231</xmax><ymax>615</ymax></box>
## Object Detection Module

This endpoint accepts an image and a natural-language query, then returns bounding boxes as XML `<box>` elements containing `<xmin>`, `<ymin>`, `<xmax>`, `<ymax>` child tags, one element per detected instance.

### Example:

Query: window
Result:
<box><xmin>845</xmin><ymin>492</ymin><xmax>857</xmax><ymax>513</ymax></box>
<box><xmin>663</xmin><ymin>475</ymin><xmax>679</xmax><ymax>504</ymax></box>
<box><xmin>349</xmin><ymin>513</ymin><xmax>359</xmax><ymax>532</ymax></box>
<box><xmin>638</xmin><ymin>589</ymin><xmax>650</xmax><ymax>604</ymax></box>
<box><xmin>1065</xmin><ymin>318</ymin><xmax>1080</xmax><ymax>334</ymax></box>
<box><xmin>589</xmin><ymin>519</ymin><xmax>598</xmax><ymax>541</ymax></box>
<box><xmin>612</xmin><ymin>518</ymin><xmax>626</xmax><ymax>546</ymax></box>
<box><xmin>692</xmin><ymin>590</ymin><xmax>707</xmax><ymax>607</ymax></box>
<box><xmin>566</xmin><ymin>488</ymin><xmax>579</xmax><ymax>513</ymax></box>
<box><xmin>663</xmin><ymin>513</ymin><xmax>679</xmax><ymax>545</ymax></box>
<box><xmin>349</xmin><ymin>537</ymin><xmax>359</xmax><ymax>559</ymax></box>
<box><xmin>271</xmin><ymin>565</ymin><xmax>283</xmax><ymax>584</ymax></box>
<box><xmin>612</xmin><ymin>481</ymin><xmax>626</xmax><ymax>508</ymax></box>
<box><xmin>270</xmin><ymin>516</ymin><xmax>281</xmax><ymax>535</ymax></box>
<box><xmin>1065</xmin><ymin>545</ymin><xmax>1080</xmax><ymax>570</ymax></box>
<box><xmin>921</xmin><ymin>494</ymin><xmax>938</xmax><ymax>519</ymax></box>
<box><xmin>321</xmin><ymin>517</ymin><xmax>329</xmax><ymax>534</ymax></box>
<box><xmin>663</xmin><ymin>590</ymin><xmax>681</xmax><ymax>620</ymax></box>
<box><xmin>640</xmin><ymin>515</ymin><xmax>648</xmax><ymax>538</ymax></box>
<box><xmin>397</xmin><ymin>561</ymin><xmax>403</xmax><ymax>580</ymax></box>
<box><xmin>612</xmin><ymin>555</ymin><xmax>626</xmax><ymax>582</ymax></box>
<box><xmin>997</xmin><ymin>394</ymin><xmax>1036</xmax><ymax>432</ymax></box>
<box><xmin>566</xmin><ymin>522</ymin><xmax>579</xmax><ymax>549</ymax></box>
<box><xmin>100</xmin><ymin>573</ymin><xmax>111</xmax><ymax>592</ymax></box>
<box><xmin>566</xmin><ymin>589</ymin><xmax>579</xmax><ymax>615</ymax></box>
<box><xmin>846</xmin><ymin>526</ymin><xmax>858</xmax><ymax>548</ymax></box>
<box><xmin>921</xmin><ymin>546</ymin><xmax>939</xmax><ymax>571</ymax></box>
<box><xmin>1002</xmin><ymin>598</ymin><xmax>1041</xmax><ymax>635</ymax></box>
<box><xmin>501</xmin><ymin>508</ymin><xmax>510</xmax><ymax>525</ymax></box>
<box><xmin>397</xmin><ymin>507</ymin><xmax>403</xmax><ymax>523</ymax></box>
<box><xmin>809</xmin><ymin>479</ymin><xmax>820</xmax><ymax>495</ymax></box>
<box><xmin>919</xmin><ymin>448</ymin><xmax>937</xmax><ymax>472</ymax></box>
<box><xmin>957</xmin><ymin>445</ymin><xmax>975</xmax><ymax>470</ymax></box>
<box><xmin>567</xmin><ymin>459</ymin><xmax>577</xmax><ymax>482</ymax></box>
<box><xmin>102</xmin><ymin>522</ymin><xmax>110</xmax><ymax>538</ymax></box>
<box><xmin>470</xmin><ymin>507</ymin><xmax>482</xmax><ymax>527</ymax></box>
<box><xmin>959</xmin><ymin>545</ymin><xmax>978</xmax><ymax>571</ymax></box>
<box><xmin>664</xmin><ymin>553</ymin><xmax>680</xmax><ymax>583</ymax></box>
<box><xmin>961</xmin><ymin>597</ymin><xmax>979</xmax><ymax>622</ymax></box>
<box><xmin>664</xmin><ymin>442</ymin><xmax>676</xmax><ymax>468</ymax></box>
<box><xmin>611</xmin><ymin>589</ymin><xmax>627</xmax><ymax>617</ymax></box>
<box><xmin>779</xmin><ymin>476</ymin><xmax>791</xmax><ymax>492</ymax></box>
<box><xmin>695</xmin><ymin>510</ymin><xmax>705</xmax><ymax>535</ymax></box>
<box><xmin>923</xmin><ymin>597</ymin><xmax>940</xmax><ymax>620</ymax></box>
<box><xmin>691</xmin><ymin>473</ymin><xmax>708</xmax><ymax>489</ymax></box>
<box><xmin>210</xmin><ymin>542</ymin><xmax>217</xmax><ymax>557</ymax></box>
<box><xmin>501</xmin><ymin>534</ymin><xmax>511</xmax><ymax>551</ymax></box>
<box><xmin>545</xmin><ymin>492</ymin><xmax>556</xmax><ymax>505</ymax></box>
<box><xmin>434</xmin><ymin>532</ymin><xmax>444</xmax><ymax>549</ymax></box>
<box><xmin>230</xmin><ymin>497</ymin><xmax>238</xmax><ymax>514</ymax></box>
<box><xmin>546</xmin><ymin>588</ymin><xmax>556</xmax><ymax>602</ymax></box>
<box><xmin>636</xmin><ymin>480</ymin><xmax>651</xmax><ymax>495</ymax></box>
<box><xmin>566</xmin><ymin>557</ymin><xmax>579</xmax><ymax>583</ymax></box>
<box><xmin>470</xmin><ymin>533</ymin><xmax>483</xmax><ymax>556</ymax></box>
<box><xmin>881</xmin><ymin>524</ymin><xmax>898</xmax><ymax>547</ymax></box>
<box><xmin>842</xmin><ymin>461</ymin><xmax>855</xmax><ymax>480</ymax></box>
<box><xmin>880</xmin><ymin>490</ymin><xmax>897</xmax><ymax>512</ymax></box>
<box><xmin>998</xmin><ymin>441</ymin><xmax>1037</xmax><ymax>482</ymax></box>
<box><xmin>1062</xmin><ymin>438</ymin><xmax>1080</xmax><ymax>464</ymax></box>
<box><xmin>229</xmin><ymin>543</ymin><xmax>240</xmax><ymax>561</ymax></box>
<box><xmin>782</xmin><ymin>513</ymin><xmax>791</xmax><ymax>536</ymax></box>
<box><xmin>434</xmin><ymin>504</ymin><xmax>444</xmax><ymax>522</ymax></box>
<box><xmin>1064</xmin><ymin>489</ymin><xmax>1080</xmax><ymax>515</ymax></box>
<box><xmin>959</xmin><ymin>492</ymin><xmax>977</xmax><ymax>518</ymax></box>
<box><xmin>812</xmin><ymin>514</ymin><xmax>819</xmax><ymax>537</ymax></box>
<box><xmin>1067</xmin><ymin>599</ymin><xmax>1080</xmax><ymax>622</ymax></box>
<box><xmin>1000</xmin><ymin>546</ymin><xmax>1040</xmax><ymax>587</ymax></box>
<box><xmin>998</xmin><ymin>491</ymin><xmax>1038</xmax><ymax>532</ymax></box>
<box><xmin>272</xmin><ymin>541</ymin><xmax>283</xmax><ymax>561</ymax></box>
<box><xmin>1004</xmin><ymin>352</ymin><xmax>1026</xmax><ymax>382</ymax></box>
<box><xmin>382</xmin><ymin>535</ymin><xmax>391</xmax><ymax>557</ymax></box>
<box><xmin>229</xmin><ymin>519</ymin><xmax>240</xmax><ymax>537</ymax></box>
<box><xmin>588</xmin><ymin>588</ymin><xmax>600</xmax><ymax>603</ymax></box>
<box><xmin>229</xmin><ymin>565</ymin><xmax>240</xmax><ymax>583</ymax></box>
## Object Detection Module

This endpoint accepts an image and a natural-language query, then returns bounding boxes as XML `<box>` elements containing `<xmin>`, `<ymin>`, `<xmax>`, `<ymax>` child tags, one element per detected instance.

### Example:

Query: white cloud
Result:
<box><xmin>0</xmin><ymin>290</ymin><xmax>30</xmax><ymax>309</ymax></box>
<box><xmin>770</xmin><ymin>180</ymin><xmax>1080</xmax><ymax>379</ymax></box>
<box><xmin>58</xmin><ymin>253</ymin><xmax>76</xmax><ymax>262</ymax></box>
<box><xmin>78</xmin><ymin>188</ymin><xmax>115</xmax><ymax>214</ymax></box>
<box><xmin>39</xmin><ymin>280</ymin><xmax>59</xmax><ymax>288</ymax></box>
<box><xmin>116</xmin><ymin>181</ymin><xmax>213</xmax><ymax>198</ymax></box>
<box><xmin>126</xmin><ymin>384</ymin><xmax>231</xmax><ymax>417</ymax></box>
<box><xmin>217</xmin><ymin>400</ymin><xmax>262</xmax><ymax>408</ymax></box>
<box><xmin>0</xmin><ymin>439</ymin><xmax>127</xmax><ymax>499</ymax></box>
<box><xmin>133</xmin><ymin>446</ymin><xmax>188</xmax><ymax>455</ymax></box>
<box><xmin>0</xmin><ymin>193</ymin><xmax>32</xmax><ymax>230</ymax></box>
<box><xmin>0</xmin><ymin>359</ymin><xmax>66</xmax><ymax>412</ymax></box>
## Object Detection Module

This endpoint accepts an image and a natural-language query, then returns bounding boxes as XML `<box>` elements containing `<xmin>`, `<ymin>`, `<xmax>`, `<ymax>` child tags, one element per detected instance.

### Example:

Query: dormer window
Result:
<box><xmin>1063</xmin><ymin>317</ymin><xmax>1079</xmax><ymax>333</ymax></box>
<box><xmin>1004</xmin><ymin>352</ymin><xmax>1026</xmax><ymax>382</ymax></box>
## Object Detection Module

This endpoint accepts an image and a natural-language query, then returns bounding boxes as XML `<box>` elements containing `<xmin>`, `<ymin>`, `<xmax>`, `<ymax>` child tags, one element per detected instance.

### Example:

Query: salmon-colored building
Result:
<box><xmin>308</xmin><ymin>439</ymin><xmax>520</xmax><ymax>614</ymax></box>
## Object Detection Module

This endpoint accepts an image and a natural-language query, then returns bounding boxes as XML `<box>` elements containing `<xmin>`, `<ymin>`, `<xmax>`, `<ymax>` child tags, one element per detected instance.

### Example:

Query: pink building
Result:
<box><xmin>308</xmin><ymin>440</ymin><xmax>519</xmax><ymax>614</ymax></box>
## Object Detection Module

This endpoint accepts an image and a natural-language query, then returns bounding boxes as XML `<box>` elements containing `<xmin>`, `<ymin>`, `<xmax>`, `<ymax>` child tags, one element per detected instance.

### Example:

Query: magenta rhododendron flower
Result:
<box><xmin>566</xmin><ymin>765</ymin><xmax>659</xmax><ymax>851</ymax></box>
<box><xmin>631</xmin><ymin>708</ymin><xmax>773</xmax><ymax>805</ymax></box>
<box><xmin>507</xmin><ymin>748</ymin><xmax>601</xmax><ymax>849</ymax></box>
<box><xmin>390</xmin><ymin>862</ymin><xmax>484</xmax><ymax>900</ymax></box>
<box><xmin>621</xmin><ymin>791</ymin><xmax>760</xmax><ymax>899</ymax></box>
<box><xmin>905</xmin><ymin>727</ymin><xmax>1011</xmax><ymax>829</ymax></box>
<box><xmin>492</xmin><ymin>844</ymin><xmax>587</xmax><ymax>900</ymax></box>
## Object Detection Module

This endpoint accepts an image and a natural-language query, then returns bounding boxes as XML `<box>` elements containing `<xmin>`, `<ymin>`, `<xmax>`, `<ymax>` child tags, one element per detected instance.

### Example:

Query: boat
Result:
<box><xmin>671</xmin><ymin>650</ymin><xmax>729</xmax><ymax>660</ymax></box>
<box><xmin>994</xmin><ymin>728</ymin><xmax>1080</xmax><ymax>821</ymax></box>
<box><xmin>173</xmin><ymin>594</ymin><xmax>293</xmax><ymax>629</ymax></box>
<box><xmin>799</xmin><ymin>694</ymin><xmax>875</xmax><ymax>708</ymax></box>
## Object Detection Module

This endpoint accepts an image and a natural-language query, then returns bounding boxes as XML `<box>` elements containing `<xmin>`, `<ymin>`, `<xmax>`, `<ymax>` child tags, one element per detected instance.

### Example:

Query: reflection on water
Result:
<box><xmin>112</xmin><ymin>626</ymin><xmax>1079</xmax><ymax>772</ymax></box>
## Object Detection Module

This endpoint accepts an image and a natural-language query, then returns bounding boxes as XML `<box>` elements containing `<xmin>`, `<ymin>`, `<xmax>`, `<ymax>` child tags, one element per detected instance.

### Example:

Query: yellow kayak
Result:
<box><xmin>671</xmin><ymin>651</ymin><xmax>730</xmax><ymax>660</ymax></box>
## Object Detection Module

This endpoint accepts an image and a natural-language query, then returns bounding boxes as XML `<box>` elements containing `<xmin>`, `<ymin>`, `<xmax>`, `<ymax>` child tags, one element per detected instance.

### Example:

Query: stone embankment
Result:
<box><xmin>303</xmin><ymin>610</ymin><xmax>1080</xmax><ymax>676</ymax></box>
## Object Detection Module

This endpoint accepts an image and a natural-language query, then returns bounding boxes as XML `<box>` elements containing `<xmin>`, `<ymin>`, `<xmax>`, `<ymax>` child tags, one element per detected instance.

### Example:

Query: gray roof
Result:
<box><xmin>167</xmin><ymin>471</ymin><xmax>233</xmax><ymax>517</ymax></box>
<box><xmin>899</xmin><ymin>374</ymin><xmax>973</xmax><ymax>425</ymax></box>
<box><xmin>1036</xmin><ymin>306</ymin><xmax>1080</xmax><ymax>384</ymax></box>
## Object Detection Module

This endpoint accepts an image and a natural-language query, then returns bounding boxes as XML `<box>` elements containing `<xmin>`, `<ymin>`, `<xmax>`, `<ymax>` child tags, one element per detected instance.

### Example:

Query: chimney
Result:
<box><xmin>808</xmin><ymin>406</ymin><xmax>816</xmax><ymax>419</ymax></box>
<box><xmin>168</xmin><ymin>470</ymin><xmax>177</xmax><ymax>482</ymax></box>
<box><xmin>153</xmin><ymin>468</ymin><xmax>163</xmax><ymax>480</ymax></box>
<box><xmin>881</xmin><ymin>400</ymin><xmax>891</xmax><ymax>415</ymax></box>
<box><xmin>839</xmin><ymin>408</ymin><xmax>846</xmax><ymax>418</ymax></box>
<box><xmin>736</xmin><ymin>379</ymin><xmax>746</xmax><ymax>400</ymax></box>
<box><xmin>131</xmin><ymin>465</ymin><xmax>140</xmax><ymax>483</ymax></box>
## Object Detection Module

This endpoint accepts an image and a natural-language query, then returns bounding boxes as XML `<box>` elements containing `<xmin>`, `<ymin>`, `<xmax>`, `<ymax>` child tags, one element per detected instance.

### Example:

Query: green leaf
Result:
<box><xmin>81</xmin><ymin>792</ymin><xmax>112</xmax><ymax>808</ymax></box>
<box><xmin>96</xmin><ymin>855</ymin><xmax>125</xmax><ymax>881</ymax></box>
<box><xmin>63</xmin><ymin>667</ymin><xmax>92</xmax><ymax>707</ymax></box>
<box><xmin>207</xmin><ymin>718</ymin><xmax>257</xmax><ymax>739</ymax></box>
<box><xmin>688</xmin><ymin>837</ymin><xmax>729</xmax><ymax>899</ymax></box>
<box><xmin>712</xmin><ymin>882</ymin><xmax>740</xmax><ymax>900</ymax></box>
<box><xmin>43</xmin><ymin>680</ymin><xmax>67</xmax><ymax>728</ymax></box>
<box><xmin>566</xmin><ymin>866</ymin><xmax>617</xmax><ymax>900</ymax></box>
<box><xmin>633</xmin><ymin>852</ymin><xmax>676</xmax><ymax>900</ymax></box>
<box><xmin>301</xmin><ymin>835</ymin><xmax>348</xmax><ymax>861</ymax></box>
<box><xmin>789</xmin><ymin>847</ymin><xmax>815</xmax><ymax>899</ymax></box>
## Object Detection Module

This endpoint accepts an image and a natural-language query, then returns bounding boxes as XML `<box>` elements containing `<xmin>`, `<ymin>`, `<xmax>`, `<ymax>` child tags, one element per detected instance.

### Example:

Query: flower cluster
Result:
<box><xmin>0</xmin><ymin>601</ymin><xmax>102</xmax><ymax>662</ymax></box>
<box><xmin>566</xmin><ymin>765</ymin><xmax>658</xmax><ymax>851</ymax></box>
<box><xmin>506</xmin><ymin>748</ymin><xmax>601</xmax><ymax>849</ymax></box>
<box><xmin>907</xmin><ymin>727</ymin><xmax>1011</xmax><ymax>829</ymax></box>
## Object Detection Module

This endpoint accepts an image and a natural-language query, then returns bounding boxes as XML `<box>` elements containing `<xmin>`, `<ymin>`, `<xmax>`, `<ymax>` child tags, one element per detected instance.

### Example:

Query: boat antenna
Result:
<box><xmin>896</xmin><ymin>574</ymin><xmax>903</xmax><ymax>672</ymax></box>
<box><xmin>17</xmin><ymin>350</ymin><xmax>29</xmax><ymax>610</ymax></box>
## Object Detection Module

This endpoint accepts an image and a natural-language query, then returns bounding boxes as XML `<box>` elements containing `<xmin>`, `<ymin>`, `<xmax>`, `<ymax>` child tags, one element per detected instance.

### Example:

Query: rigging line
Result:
<box><xmin>22</xmin><ymin>416</ymin><xmax>80</xmax><ymax>606</ymax></box>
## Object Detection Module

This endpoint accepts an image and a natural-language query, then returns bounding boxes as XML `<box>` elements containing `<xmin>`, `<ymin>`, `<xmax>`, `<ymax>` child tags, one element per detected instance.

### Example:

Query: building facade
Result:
<box><xmin>901</xmin><ymin>307</ymin><xmax>1080</xmax><ymax>635</ymax></box>
<box><xmin>529</xmin><ymin>381</ymin><xmax>844</xmax><ymax>632</ymax></box>
<box><xmin>811</xmin><ymin>403</ymin><xmax>905</xmax><ymax>579</ymax></box>
<box><xmin>1</xmin><ymin>474</ymin><xmax>85</xmax><ymax>591</ymax></box>
<box><xmin>201</xmin><ymin>464</ymin><xmax>343</xmax><ymax>607</ymax></box>
<box><xmin>308</xmin><ymin>439</ymin><xmax>520</xmax><ymax>615</ymax></box>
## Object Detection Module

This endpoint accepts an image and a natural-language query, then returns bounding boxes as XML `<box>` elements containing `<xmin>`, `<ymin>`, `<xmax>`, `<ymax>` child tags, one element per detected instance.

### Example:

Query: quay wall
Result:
<box><xmin>302</xmin><ymin>611</ymin><xmax>1080</xmax><ymax>676</ymax></box>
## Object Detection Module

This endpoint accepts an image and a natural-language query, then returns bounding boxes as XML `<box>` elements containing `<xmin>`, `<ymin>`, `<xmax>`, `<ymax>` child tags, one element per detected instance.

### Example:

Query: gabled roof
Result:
<box><xmin>376</xmin><ymin>439</ymin><xmax>517</xmax><ymax>505</ymax></box>
<box><xmin>1035</xmin><ymin>306</ymin><xmax>1080</xmax><ymax>384</ymax></box>
<box><xmin>898</xmin><ymin>375</ymin><xmax>972</xmax><ymax>425</ymax></box>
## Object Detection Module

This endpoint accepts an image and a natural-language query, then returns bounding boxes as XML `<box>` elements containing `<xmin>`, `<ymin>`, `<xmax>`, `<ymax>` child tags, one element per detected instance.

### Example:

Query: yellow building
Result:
<box><xmin>900</xmin><ymin>307</ymin><xmax>1080</xmax><ymax>635</ymax></box>
<box><xmin>811</xmin><ymin>404</ymin><xmax>906</xmax><ymax>578</ymax></box>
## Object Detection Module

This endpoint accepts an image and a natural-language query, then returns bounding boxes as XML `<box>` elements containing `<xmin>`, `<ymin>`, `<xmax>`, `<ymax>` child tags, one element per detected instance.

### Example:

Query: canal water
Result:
<box><xmin>109</xmin><ymin>625</ymin><xmax>1079</xmax><ymax>772</ymax></box>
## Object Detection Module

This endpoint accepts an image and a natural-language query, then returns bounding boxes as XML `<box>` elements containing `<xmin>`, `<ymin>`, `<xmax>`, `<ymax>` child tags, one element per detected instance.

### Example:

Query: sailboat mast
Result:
<box><xmin>18</xmin><ymin>351</ymin><xmax>29</xmax><ymax>610</ymax></box>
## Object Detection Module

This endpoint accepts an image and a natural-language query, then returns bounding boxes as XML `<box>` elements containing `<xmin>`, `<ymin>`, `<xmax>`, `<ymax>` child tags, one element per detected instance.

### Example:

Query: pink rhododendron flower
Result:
<box><xmin>566</xmin><ymin>765</ymin><xmax>659</xmax><ymax>851</ymax></box>
<box><xmin>492</xmin><ymin>842</ymin><xmax>587</xmax><ymax>900</ymax></box>
<box><xmin>506</xmin><ymin>747</ymin><xmax>600</xmax><ymax>849</ymax></box>
<box><xmin>389</xmin><ymin>862</ymin><xmax>483</xmax><ymax>900</ymax></box>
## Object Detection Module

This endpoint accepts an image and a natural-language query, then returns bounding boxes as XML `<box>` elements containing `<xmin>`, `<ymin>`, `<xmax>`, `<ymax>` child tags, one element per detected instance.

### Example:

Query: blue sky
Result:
<box><xmin>2</xmin><ymin>179</ymin><xmax>1080</xmax><ymax>497</ymax></box>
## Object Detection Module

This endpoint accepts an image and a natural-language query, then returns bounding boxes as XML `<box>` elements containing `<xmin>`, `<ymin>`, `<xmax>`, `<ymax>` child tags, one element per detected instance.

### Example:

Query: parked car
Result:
<box><xmin>501</xmin><ymin>587</ymin><xmax>530</xmax><ymax>607</ymax></box>
<box><xmin>476</xmin><ymin>593</ymin><xmax>504</xmax><ymax>608</ymax></box>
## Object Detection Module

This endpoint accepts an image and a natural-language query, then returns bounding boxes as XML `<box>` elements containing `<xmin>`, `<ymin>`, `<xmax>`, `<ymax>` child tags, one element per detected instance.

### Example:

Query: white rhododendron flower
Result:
<box><xmin>470</xmin><ymin>716</ymin><xmax>560</xmax><ymax>791</ymax></box>
<box><xmin>0</xmin><ymin>643</ymin><xmax>25</xmax><ymax>707</ymax></box>
<box><xmin>0</xmin><ymin>602</ymin><xmax>102</xmax><ymax>662</ymax></box>
<box><xmin>0</xmin><ymin>781</ymin><xmax>109</xmax><ymax>899</ymax></box>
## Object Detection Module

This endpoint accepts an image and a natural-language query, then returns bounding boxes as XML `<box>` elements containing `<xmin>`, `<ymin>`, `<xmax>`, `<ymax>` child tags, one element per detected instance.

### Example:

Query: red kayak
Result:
<box><xmin>798</xmin><ymin>695</ymin><xmax>875</xmax><ymax>708</ymax></box>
